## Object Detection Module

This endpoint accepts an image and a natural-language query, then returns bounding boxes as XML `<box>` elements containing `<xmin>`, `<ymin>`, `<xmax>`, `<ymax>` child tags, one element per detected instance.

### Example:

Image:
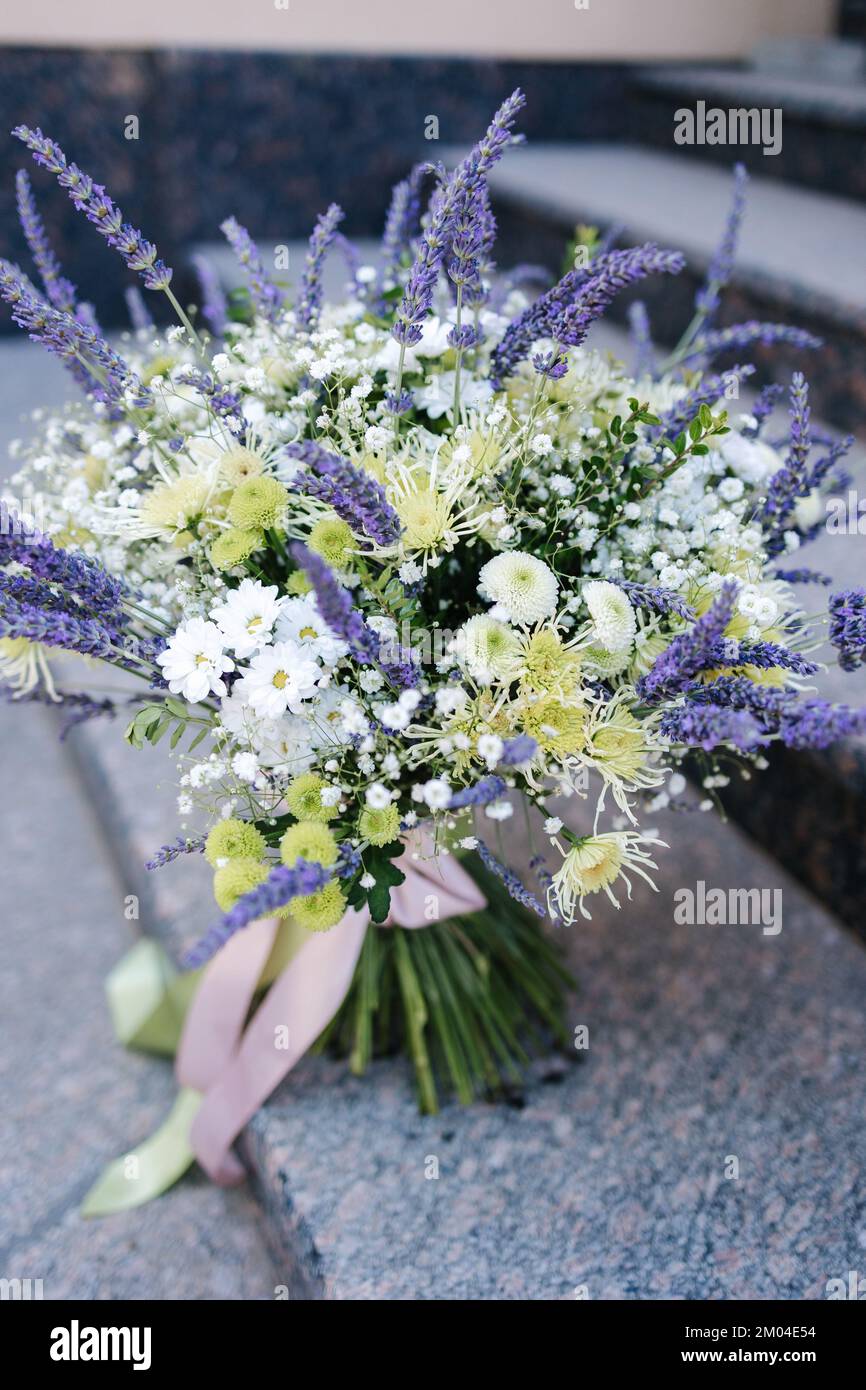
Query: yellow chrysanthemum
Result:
<box><xmin>209</xmin><ymin>527</ymin><xmax>264</xmax><ymax>571</ymax></box>
<box><xmin>140</xmin><ymin>476</ymin><xmax>210</xmax><ymax>534</ymax></box>
<box><xmin>285</xmin><ymin>772</ymin><xmax>338</xmax><ymax>822</ymax></box>
<box><xmin>308</xmin><ymin>516</ymin><xmax>354</xmax><ymax>568</ymax></box>
<box><xmin>205</xmin><ymin>818</ymin><xmax>266</xmax><ymax>867</ymax></box>
<box><xmin>279</xmin><ymin>821</ymin><xmax>339</xmax><ymax>868</ymax></box>
<box><xmin>359</xmin><ymin>805</ymin><xmax>401</xmax><ymax>847</ymax></box>
<box><xmin>227</xmin><ymin>475</ymin><xmax>288</xmax><ymax>530</ymax></box>
<box><xmin>520</xmin><ymin>695</ymin><xmax>587</xmax><ymax>757</ymax></box>
<box><xmin>396</xmin><ymin>487</ymin><xmax>453</xmax><ymax>551</ymax></box>
<box><xmin>219</xmin><ymin>446</ymin><xmax>266</xmax><ymax>488</ymax></box>
<box><xmin>589</xmin><ymin>710</ymin><xmax>648</xmax><ymax>782</ymax></box>
<box><xmin>212</xmin><ymin>857</ymin><xmax>269</xmax><ymax>912</ymax></box>
<box><xmin>291</xmin><ymin>881</ymin><xmax>347</xmax><ymax>932</ymax></box>
<box><xmin>519</xmin><ymin>629</ymin><xmax>582</xmax><ymax>694</ymax></box>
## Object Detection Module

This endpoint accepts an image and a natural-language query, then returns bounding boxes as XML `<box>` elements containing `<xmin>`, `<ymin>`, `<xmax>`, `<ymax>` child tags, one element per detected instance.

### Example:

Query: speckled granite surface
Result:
<box><xmin>241</xmin><ymin>801</ymin><xmax>866</xmax><ymax>1300</ymax></box>
<box><xmin>0</xmin><ymin>704</ymin><xmax>282</xmax><ymax>1300</ymax></box>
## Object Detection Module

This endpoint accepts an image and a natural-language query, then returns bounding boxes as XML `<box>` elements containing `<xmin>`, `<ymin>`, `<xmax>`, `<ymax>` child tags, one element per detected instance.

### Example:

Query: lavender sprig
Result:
<box><xmin>392</xmin><ymin>89</ymin><xmax>525</xmax><ymax>350</ymax></box>
<box><xmin>183</xmin><ymin>859</ymin><xmax>329</xmax><ymax>967</ymax></box>
<box><xmin>286</xmin><ymin>440</ymin><xmax>401</xmax><ymax>546</ymax></box>
<box><xmin>291</xmin><ymin>542</ymin><xmax>417</xmax><ymax>688</ymax></box>
<box><xmin>15</xmin><ymin>168</ymin><xmax>77</xmax><ymax>313</ymax></box>
<box><xmin>191</xmin><ymin>252</ymin><xmax>228</xmax><ymax>335</ymax></box>
<box><xmin>660</xmin><ymin>701</ymin><xmax>764</xmax><ymax>752</ymax></box>
<box><xmin>145</xmin><ymin>835</ymin><xmax>207</xmax><ymax>870</ymax></box>
<box><xmin>682</xmin><ymin>321</ymin><xmax>821</xmax><ymax>363</ymax></box>
<box><xmin>0</xmin><ymin>258</ymin><xmax>150</xmax><ymax>408</ymax></box>
<box><xmin>637</xmin><ymin>581</ymin><xmax>739</xmax><ymax>701</ymax></box>
<box><xmin>377</xmin><ymin>162</ymin><xmax>434</xmax><ymax>301</ymax></box>
<box><xmin>448</xmin><ymin>775</ymin><xmax>506</xmax><ymax>809</ymax></box>
<box><xmin>829</xmin><ymin>588</ymin><xmax>866</xmax><ymax>673</ymax></box>
<box><xmin>615</xmin><ymin>580</ymin><xmax>695</xmax><ymax>621</ymax></box>
<box><xmin>296</xmin><ymin>203</ymin><xmax>344</xmax><ymax>333</ymax></box>
<box><xmin>694</xmin><ymin>162</ymin><xmax>748</xmax><ymax>319</ymax></box>
<box><xmin>220</xmin><ymin>217</ymin><xmax>283</xmax><ymax>323</ymax></box>
<box><xmin>0</xmin><ymin>502</ymin><xmax>124</xmax><ymax>618</ymax></box>
<box><xmin>13</xmin><ymin>126</ymin><xmax>173</xmax><ymax>290</ymax></box>
<box><xmin>500</xmin><ymin>734</ymin><xmax>538</xmax><ymax>765</ymax></box>
<box><xmin>475</xmin><ymin>839</ymin><xmax>546</xmax><ymax>917</ymax></box>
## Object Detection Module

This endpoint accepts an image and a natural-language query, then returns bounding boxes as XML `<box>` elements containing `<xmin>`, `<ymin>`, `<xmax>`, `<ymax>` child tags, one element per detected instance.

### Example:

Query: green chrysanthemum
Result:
<box><xmin>359</xmin><ymin>805</ymin><xmax>401</xmax><ymax>847</ymax></box>
<box><xmin>285</xmin><ymin>772</ymin><xmax>338</xmax><ymax>822</ymax></box>
<box><xmin>308</xmin><ymin>516</ymin><xmax>354</xmax><ymax>568</ymax></box>
<box><xmin>209</xmin><ymin>526</ymin><xmax>264</xmax><ymax>571</ymax></box>
<box><xmin>280</xmin><ymin>821</ymin><xmax>339</xmax><ymax>868</ymax></box>
<box><xmin>205</xmin><ymin>817</ymin><xmax>267</xmax><ymax>867</ymax></box>
<box><xmin>227</xmin><ymin>475</ymin><xmax>289</xmax><ymax>530</ymax></box>
<box><xmin>212</xmin><ymin>857</ymin><xmax>269</xmax><ymax>912</ymax></box>
<box><xmin>291</xmin><ymin>880</ymin><xmax>347</xmax><ymax>933</ymax></box>
<box><xmin>286</xmin><ymin>570</ymin><xmax>313</xmax><ymax>596</ymax></box>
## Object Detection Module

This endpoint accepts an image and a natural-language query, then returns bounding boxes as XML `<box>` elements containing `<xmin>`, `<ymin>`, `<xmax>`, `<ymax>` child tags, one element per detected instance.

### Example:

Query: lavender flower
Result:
<box><xmin>378</xmin><ymin>162</ymin><xmax>434</xmax><ymax>299</ymax></box>
<box><xmin>829</xmin><ymin>588</ymin><xmax>866</xmax><ymax>672</ymax></box>
<box><xmin>191</xmin><ymin>252</ymin><xmax>228</xmax><ymax>335</ymax></box>
<box><xmin>760</xmin><ymin>372</ymin><xmax>812</xmax><ymax>556</ymax></box>
<box><xmin>0</xmin><ymin>502</ymin><xmax>124</xmax><ymax>618</ymax></box>
<box><xmin>0</xmin><ymin>590</ymin><xmax>121</xmax><ymax>660</ymax></box>
<box><xmin>448</xmin><ymin>774</ymin><xmax>506</xmax><ymax>809</ymax></box>
<box><xmin>286</xmin><ymin>440</ymin><xmax>401</xmax><ymax>546</ymax></box>
<box><xmin>13</xmin><ymin>126</ymin><xmax>173</xmax><ymax>290</ymax></box>
<box><xmin>124</xmin><ymin>285</ymin><xmax>154</xmax><ymax>333</ymax></box>
<box><xmin>0</xmin><ymin>259</ymin><xmax>150</xmax><ymax>408</ymax></box>
<box><xmin>220</xmin><ymin>217</ymin><xmax>283</xmax><ymax>323</ymax></box>
<box><xmin>637</xmin><ymin>581</ymin><xmax>738</xmax><ymax>701</ymax></box>
<box><xmin>735</xmin><ymin>640</ymin><xmax>819</xmax><ymax>675</ymax></box>
<box><xmin>615</xmin><ymin>580</ymin><xmax>695</xmax><ymax>621</ymax></box>
<box><xmin>660</xmin><ymin>701</ymin><xmax>764</xmax><ymax>752</ymax></box>
<box><xmin>779</xmin><ymin>699</ymin><xmax>866</xmax><ymax>749</ymax></box>
<box><xmin>694</xmin><ymin>162</ymin><xmax>748</xmax><ymax>319</ymax></box>
<box><xmin>492</xmin><ymin>244</ymin><xmax>684</xmax><ymax>384</ymax></box>
<box><xmin>653</xmin><ymin>364</ymin><xmax>755</xmax><ymax>440</ymax></box>
<box><xmin>15</xmin><ymin>168</ymin><xmax>77</xmax><ymax>313</ymax></box>
<box><xmin>183</xmin><ymin>859</ymin><xmax>330</xmax><ymax>967</ymax></box>
<box><xmin>774</xmin><ymin>568</ymin><xmax>831</xmax><ymax>586</ymax></box>
<box><xmin>295</xmin><ymin>203</ymin><xmax>344</xmax><ymax>333</ymax></box>
<box><xmin>291</xmin><ymin>542</ymin><xmax>417</xmax><ymax>688</ymax></box>
<box><xmin>145</xmin><ymin>835</ymin><xmax>206</xmax><ymax>870</ymax></box>
<box><xmin>682</xmin><ymin>675</ymin><xmax>866</xmax><ymax>750</ymax></box>
<box><xmin>475</xmin><ymin>839</ymin><xmax>546</xmax><ymax>917</ymax></box>
<box><xmin>499</xmin><ymin>734</ymin><xmax>538</xmax><ymax>765</ymax></box>
<box><xmin>628</xmin><ymin>299</ymin><xmax>654</xmax><ymax>378</ymax></box>
<box><xmin>682</xmin><ymin>321</ymin><xmax>821</xmax><ymax>363</ymax></box>
<box><xmin>393</xmin><ymin>89</ymin><xmax>525</xmax><ymax>349</ymax></box>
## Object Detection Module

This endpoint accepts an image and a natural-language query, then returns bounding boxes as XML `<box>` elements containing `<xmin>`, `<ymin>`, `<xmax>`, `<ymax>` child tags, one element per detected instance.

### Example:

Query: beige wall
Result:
<box><xmin>0</xmin><ymin>0</ymin><xmax>838</xmax><ymax>61</ymax></box>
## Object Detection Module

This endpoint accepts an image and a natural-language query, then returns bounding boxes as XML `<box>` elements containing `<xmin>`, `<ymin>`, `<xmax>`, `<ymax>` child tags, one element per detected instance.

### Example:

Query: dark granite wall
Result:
<box><xmin>0</xmin><ymin>47</ymin><xmax>629</xmax><ymax>328</ymax></box>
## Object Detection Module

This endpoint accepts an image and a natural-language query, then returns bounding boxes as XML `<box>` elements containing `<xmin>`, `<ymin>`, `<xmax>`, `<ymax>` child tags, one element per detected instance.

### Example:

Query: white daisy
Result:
<box><xmin>274</xmin><ymin>595</ymin><xmax>349</xmax><ymax>666</ymax></box>
<box><xmin>244</xmin><ymin>641</ymin><xmax>322</xmax><ymax>718</ymax></box>
<box><xmin>156</xmin><ymin>619</ymin><xmax>234</xmax><ymax>703</ymax></box>
<box><xmin>210</xmin><ymin>578</ymin><xmax>286</xmax><ymax>658</ymax></box>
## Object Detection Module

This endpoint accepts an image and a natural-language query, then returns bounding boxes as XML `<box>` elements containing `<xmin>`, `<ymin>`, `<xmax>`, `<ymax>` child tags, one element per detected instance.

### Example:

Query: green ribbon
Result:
<box><xmin>83</xmin><ymin>923</ymin><xmax>309</xmax><ymax>1216</ymax></box>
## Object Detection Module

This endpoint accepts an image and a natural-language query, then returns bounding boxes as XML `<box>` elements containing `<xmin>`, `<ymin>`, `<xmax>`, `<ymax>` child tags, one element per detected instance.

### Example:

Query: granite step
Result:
<box><xmin>475</xmin><ymin>143</ymin><xmax>866</xmax><ymax>435</ymax></box>
<box><xmin>629</xmin><ymin>59</ymin><xmax>866</xmax><ymax>201</ymax></box>
<box><xmin>0</xmin><ymin>703</ymin><xmax>284</xmax><ymax>1300</ymax></box>
<box><xmin>57</xmin><ymin>694</ymin><xmax>866</xmax><ymax>1300</ymax></box>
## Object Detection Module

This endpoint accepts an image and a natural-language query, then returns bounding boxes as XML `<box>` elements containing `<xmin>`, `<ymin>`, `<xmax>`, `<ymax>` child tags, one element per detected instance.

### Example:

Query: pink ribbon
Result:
<box><xmin>175</xmin><ymin>840</ymin><xmax>487</xmax><ymax>1185</ymax></box>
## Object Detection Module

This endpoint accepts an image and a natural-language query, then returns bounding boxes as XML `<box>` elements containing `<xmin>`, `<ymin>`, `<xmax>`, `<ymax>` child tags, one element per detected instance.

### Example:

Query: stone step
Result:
<box><xmin>473</xmin><ymin>143</ymin><xmax>866</xmax><ymax>435</ymax></box>
<box><xmin>629</xmin><ymin>61</ymin><xmax>866</xmax><ymax>201</ymax></box>
<box><xmin>0</xmin><ymin>703</ymin><xmax>283</xmax><ymax>1300</ymax></box>
<box><xmin>58</xmin><ymin>690</ymin><xmax>866</xmax><ymax>1299</ymax></box>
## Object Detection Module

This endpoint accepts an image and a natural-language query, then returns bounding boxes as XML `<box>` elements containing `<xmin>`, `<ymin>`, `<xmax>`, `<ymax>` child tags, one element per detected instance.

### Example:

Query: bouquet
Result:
<box><xmin>3</xmin><ymin>91</ymin><xmax>865</xmax><ymax>1210</ymax></box>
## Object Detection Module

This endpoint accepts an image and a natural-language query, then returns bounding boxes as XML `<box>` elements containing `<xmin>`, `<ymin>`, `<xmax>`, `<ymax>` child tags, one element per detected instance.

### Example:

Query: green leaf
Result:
<box><xmin>689</xmin><ymin>417</ymin><xmax>702</xmax><ymax>442</ymax></box>
<box><xmin>699</xmin><ymin>403</ymin><xmax>713</xmax><ymax>429</ymax></box>
<box><xmin>673</xmin><ymin>431</ymin><xmax>687</xmax><ymax>455</ymax></box>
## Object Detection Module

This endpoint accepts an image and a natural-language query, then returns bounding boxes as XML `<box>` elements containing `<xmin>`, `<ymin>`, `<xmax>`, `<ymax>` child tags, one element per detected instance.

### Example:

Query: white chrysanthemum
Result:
<box><xmin>0</xmin><ymin>637</ymin><xmax>59</xmax><ymax>698</ymax></box>
<box><xmin>156</xmin><ymin>618</ymin><xmax>234</xmax><ymax>703</ymax></box>
<box><xmin>550</xmin><ymin>831</ymin><xmax>665</xmax><ymax>923</ymax></box>
<box><xmin>478</xmin><ymin>552</ymin><xmax>559</xmax><ymax>625</ymax></box>
<box><xmin>457</xmin><ymin>615</ymin><xmax>521</xmax><ymax>683</ymax></box>
<box><xmin>210</xmin><ymin>578</ymin><xmax>286</xmax><ymax>658</ymax></box>
<box><xmin>582</xmin><ymin>580</ymin><xmax>636</xmax><ymax>652</ymax></box>
<box><xmin>244</xmin><ymin>641</ymin><xmax>322</xmax><ymax>718</ymax></box>
<box><xmin>274</xmin><ymin>595</ymin><xmax>348</xmax><ymax>666</ymax></box>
